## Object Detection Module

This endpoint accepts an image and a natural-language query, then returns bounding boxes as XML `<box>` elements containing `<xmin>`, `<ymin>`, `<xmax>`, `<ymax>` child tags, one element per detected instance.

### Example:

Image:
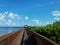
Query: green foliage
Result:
<box><xmin>27</xmin><ymin>21</ymin><xmax>60</xmax><ymax>44</ymax></box>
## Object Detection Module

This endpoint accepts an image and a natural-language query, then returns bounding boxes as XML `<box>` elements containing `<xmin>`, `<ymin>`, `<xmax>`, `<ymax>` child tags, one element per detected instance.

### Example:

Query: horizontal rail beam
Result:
<box><xmin>0</xmin><ymin>28</ymin><xmax>59</xmax><ymax>45</ymax></box>
<box><xmin>0</xmin><ymin>28</ymin><xmax>24</xmax><ymax>45</ymax></box>
<box><xmin>21</xmin><ymin>28</ymin><xmax>58</xmax><ymax>45</ymax></box>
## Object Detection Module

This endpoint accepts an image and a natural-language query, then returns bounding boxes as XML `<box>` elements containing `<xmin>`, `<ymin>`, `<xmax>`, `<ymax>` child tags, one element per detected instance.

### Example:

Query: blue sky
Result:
<box><xmin>0</xmin><ymin>0</ymin><xmax>60</xmax><ymax>26</ymax></box>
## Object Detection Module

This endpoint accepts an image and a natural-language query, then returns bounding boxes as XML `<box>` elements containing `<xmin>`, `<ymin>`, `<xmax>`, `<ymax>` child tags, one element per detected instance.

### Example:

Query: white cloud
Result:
<box><xmin>15</xmin><ymin>14</ymin><xmax>20</xmax><ymax>20</ymax></box>
<box><xmin>32</xmin><ymin>19</ymin><xmax>41</xmax><ymax>25</ymax></box>
<box><xmin>9</xmin><ymin>12</ymin><xmax>20</xmax><ymax>20</ymax></box>
<box><xmin>45</xmin><ymin>22</ymin><xmax>51</xmax><ymax>25</ymax></box>
<box><xmin>52</xmin><ymin>11</ymin><xmax>60</xmax><ymax>17</ymax></box>
<box><xmin>0</xmin><ymin>13</ymin><xmax>6</xmax><ymax>26</ymax></box>
<box><xmin>6</xmin><ymin>20</ymin><xmax>18</xmax><ymax>26</ymax></box>
<box><xmin>0</xmin><ymin>12</ymin><xmax>22</xmax><ymax>26</ymax></box>
<box><xmin>4</xmin><ymin>12</ymin><xmax>8</xmax><ymax>14</ymax></box>
<box><xmin>25</xmin><ymin>16</ymin><xmax>28</xmax><ymax>20</ymax></box>
<box><xmin>13</xmin><ymin>23</ymin><xmax>18</xmax><ymax>26</ymax></box>
<box><xmin>52</xmin><ymin>11</ymin><xmax>60</xmax><ymax>21</ymax></box>
<box><xmin>54</xmin><ymin>17</ymin><xmax>60</xmax><ymax>21</ymax></box>
<box><xmin>9</xmin><ymin>12</ymin><xmax>15</xmax><ymax>19</ymax></box>
<box><xmin>0</xmin><ymin>13</ymin><xmax>5</xmax><ymax>21</ymax></box>
<box><xmin>0</xmin><ymin>12</ymin><xmax>33</xmax><ymax>26</ymax></box>
<box><xmin>6</xmin><ymin>20</ymin><xmax>13</xmax><ymax>25</ymax></box>
<box><xmin>46</xmin><ymin>22</ymin><xmax>50</xmax><ymax>24</ymax></box>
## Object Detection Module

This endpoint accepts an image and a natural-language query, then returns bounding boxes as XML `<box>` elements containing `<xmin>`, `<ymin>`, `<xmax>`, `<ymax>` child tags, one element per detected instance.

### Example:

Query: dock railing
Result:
<box><xmin>0</xmin><ymin>28</ymin><xmax>59</xmax><ymax>45</ymax></box>
<box><xmin>0</xmin><ymin>28</ymin><xmax>24</xmax><ymax>45</ymax></box>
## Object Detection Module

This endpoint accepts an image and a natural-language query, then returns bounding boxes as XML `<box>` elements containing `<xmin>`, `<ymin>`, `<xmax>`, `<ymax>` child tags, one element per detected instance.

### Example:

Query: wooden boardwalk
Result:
<box><xmin>0</xmin><ymin>28</ymin><xmax>59</xmax><ymax>45</ymax></box>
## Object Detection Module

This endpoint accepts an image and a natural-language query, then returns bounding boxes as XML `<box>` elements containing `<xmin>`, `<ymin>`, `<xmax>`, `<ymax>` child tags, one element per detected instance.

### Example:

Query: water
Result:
<box><xmin>0</xmin><ymin>27</ymin><xmax>22</xmax><ymax>36</ymax></box>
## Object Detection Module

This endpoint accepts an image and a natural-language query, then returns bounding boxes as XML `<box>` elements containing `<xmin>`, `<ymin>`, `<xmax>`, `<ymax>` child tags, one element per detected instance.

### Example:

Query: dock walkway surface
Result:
<box><xmin>0</xmin><ymin>28</ymin><xmax>59</xmax><ymax>45</ymax></box>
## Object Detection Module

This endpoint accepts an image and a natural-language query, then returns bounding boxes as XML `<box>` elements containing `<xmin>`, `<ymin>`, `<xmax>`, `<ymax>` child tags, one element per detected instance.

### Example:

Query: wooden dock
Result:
<box><xmin>0</xmin><ymin>28</ymin><xmax>58</xmax><ymax>45</ymax></box>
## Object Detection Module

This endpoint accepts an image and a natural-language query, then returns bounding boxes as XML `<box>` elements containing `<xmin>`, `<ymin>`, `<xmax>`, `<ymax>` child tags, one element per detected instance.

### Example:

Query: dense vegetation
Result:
<box><xmin>27</xmin><ymin>21</ymin><xmax>60</xmax><ymax>44</ymax></box>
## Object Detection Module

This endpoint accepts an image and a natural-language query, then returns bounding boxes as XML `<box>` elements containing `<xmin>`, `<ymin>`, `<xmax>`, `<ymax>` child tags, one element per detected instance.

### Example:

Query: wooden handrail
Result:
<box><xmin>0</xmin><ymin>28</ymin><xmax>59</xmax><ymax>45</ymax></box>
<box><xmin>0</xmin><ymin>28</ymin><xmax>24</xmax><ymax>45</ymax></box>
<box><xmin>21</xmin><ymin>28</ymin><xmax>59</xmax><ymax>45</ymax></box>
